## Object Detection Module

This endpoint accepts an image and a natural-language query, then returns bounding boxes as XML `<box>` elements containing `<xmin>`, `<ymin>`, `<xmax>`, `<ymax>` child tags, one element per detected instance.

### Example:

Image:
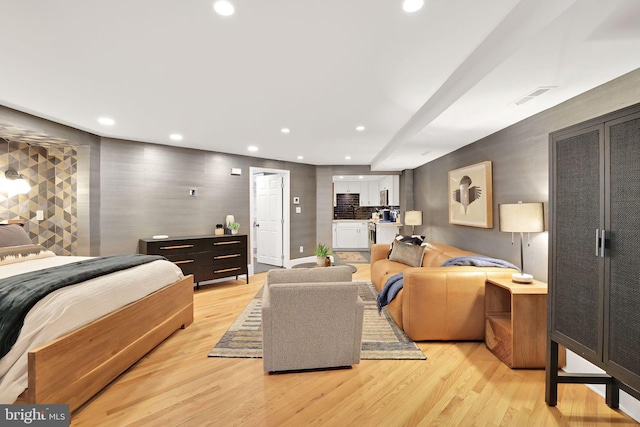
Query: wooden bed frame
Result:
<box><xmin>18</xmin><ymin>274</ymin><xmax>194</xmax><ymax>412</ymax></box>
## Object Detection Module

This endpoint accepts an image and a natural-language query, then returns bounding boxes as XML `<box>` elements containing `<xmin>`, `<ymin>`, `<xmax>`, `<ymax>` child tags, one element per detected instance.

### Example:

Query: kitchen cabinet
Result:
<box><xmin>334</xmin><ymin>181</ymin><xmax>362</xmax><ymax>206</ymax></box>
<box><xmin>332</xmin><ymin>221</ymin><xmax>368</xmax><ymax>249</ymax></box>
<box><xmin>378</xmin><ymin>175</ymin><xmax>400</xmax><ymax>205</ymax></box>
<box><xmin>375</xmin><ymin>222</ymin><xmax>401</xmax><ymax>245</ymax></box>
<box><xmin>360</xmin><ymin>181</ymin><xmax>380</xmax><ymax>206</ymax></box>
<box><xmin>334</xmin><ymin>181</ymin><xmax>361</xmax><ymax>194</ymax></box>
<box><xmin>546</xmin><ymin>103</ymin><xmax>640</xmax><ymax>407</ymax></box>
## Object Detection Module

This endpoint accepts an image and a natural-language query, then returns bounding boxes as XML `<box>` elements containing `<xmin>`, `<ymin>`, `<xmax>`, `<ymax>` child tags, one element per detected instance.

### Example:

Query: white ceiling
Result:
<box><xmin>0</xmin><ymin>0</ymin><xmax>639</xmax><ymax>171</ymax></box>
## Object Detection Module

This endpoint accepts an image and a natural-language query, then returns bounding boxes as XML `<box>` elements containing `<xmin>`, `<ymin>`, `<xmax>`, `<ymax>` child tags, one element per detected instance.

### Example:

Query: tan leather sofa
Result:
<box><xmin>370</xmin><ymin>242</ymin><xmax>516</xmax><ymax>341</ymax></box>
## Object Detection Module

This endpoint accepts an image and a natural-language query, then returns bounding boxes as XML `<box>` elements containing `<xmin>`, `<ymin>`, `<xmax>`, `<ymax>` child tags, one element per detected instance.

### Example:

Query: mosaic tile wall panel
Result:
<box><xmin>0</xmin><ymin>140</ymin><xmax>77</xmax><ymax>255</ymax></box>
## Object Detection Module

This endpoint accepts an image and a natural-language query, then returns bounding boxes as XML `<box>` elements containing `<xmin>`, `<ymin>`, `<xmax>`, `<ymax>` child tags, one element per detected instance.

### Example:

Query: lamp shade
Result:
<box><xmin>499</xmin><ymin>203</ymin><xmax>544</xmax><ymax>233</ymax></box>
<box><xmin>405</xmin><ymin>210</ymin><xmax>422</xmax><ymax>226</ymax></box>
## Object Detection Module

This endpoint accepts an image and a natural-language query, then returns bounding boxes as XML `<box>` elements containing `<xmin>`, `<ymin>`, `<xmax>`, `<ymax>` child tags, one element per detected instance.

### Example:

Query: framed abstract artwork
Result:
<box><xmin>448</xmin><ymin>161</ymin><xmax>493</xmax><ymax>228</ymax></box>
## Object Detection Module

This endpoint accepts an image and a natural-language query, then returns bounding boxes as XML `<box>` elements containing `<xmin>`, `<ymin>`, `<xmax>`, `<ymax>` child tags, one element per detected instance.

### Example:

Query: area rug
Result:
<box><xmin>334</xmin><ymin>251</ymin><xmax>369</xmax><ymax>263</ymax></box>
<box><xmin>208</xmin><ymin>281</ymin><xmax>426</xmax><ymax>360</ymax></box>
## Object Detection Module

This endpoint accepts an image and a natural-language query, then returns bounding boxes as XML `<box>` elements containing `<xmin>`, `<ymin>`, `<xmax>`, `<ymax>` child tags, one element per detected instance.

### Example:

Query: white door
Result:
<box><xmin>256</xmin><ymin>174</ymin><xmax>283</xmax><ymax>266</ymax></box>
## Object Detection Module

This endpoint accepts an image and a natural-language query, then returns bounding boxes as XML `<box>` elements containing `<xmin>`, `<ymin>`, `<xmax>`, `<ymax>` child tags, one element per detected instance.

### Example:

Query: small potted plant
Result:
<box><xmin>315</xmin><ymin>243</ymin><xmax>331</xmax><ymax>266</ymax></box>
<box><xmin>229</xmin><ymin>221</ymin><xmax>240</xmax><ymax>235</ymax></box>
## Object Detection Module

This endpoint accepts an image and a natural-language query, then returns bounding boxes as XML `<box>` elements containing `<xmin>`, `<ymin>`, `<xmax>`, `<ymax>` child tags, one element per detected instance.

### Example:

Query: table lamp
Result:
<box><xmin>499</xmin><ymin>202</ymin><xmax>544</xmax><ymax>283</ymax></box>
<box><xmin>405</xmin><ymin>210</ymin><xmax>422</xmax><ymax>235</ymax></box>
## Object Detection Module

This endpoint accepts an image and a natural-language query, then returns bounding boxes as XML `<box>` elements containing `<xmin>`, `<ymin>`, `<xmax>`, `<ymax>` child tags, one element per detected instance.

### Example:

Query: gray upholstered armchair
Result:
<box><xmin>261</xmin><ymin>266</ymin><xmax>364</xmax><ymax>373</ymax></box>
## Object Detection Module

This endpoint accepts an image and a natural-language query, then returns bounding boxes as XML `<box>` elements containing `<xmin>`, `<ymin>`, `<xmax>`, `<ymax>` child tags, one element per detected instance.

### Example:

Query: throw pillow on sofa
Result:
<box><xmin>393</xmin><ymin>234</ymin><xmax>426</xmax><ymax>246</ymax></box>
<box><xmin>387</xmin><ymin>234</ymin><xmax>426</xmax><ymax>259</ymax></box>
<box><xmin>388</xmin><ymin>241</ymin><xmax>425</xmax><ymax>267</ymax></box>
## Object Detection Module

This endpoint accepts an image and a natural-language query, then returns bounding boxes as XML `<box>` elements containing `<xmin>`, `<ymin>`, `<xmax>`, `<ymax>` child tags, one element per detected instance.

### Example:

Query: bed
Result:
<box><xmin>0</xmin><ymin>224</ymin><xmax>194</xmax><ymax>412</ymax></box>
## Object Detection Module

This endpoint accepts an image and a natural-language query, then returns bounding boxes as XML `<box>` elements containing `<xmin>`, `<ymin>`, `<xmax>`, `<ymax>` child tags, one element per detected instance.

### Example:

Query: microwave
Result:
<box><xmin>380</xmin><ymin>189</ymin><xmax>388</xmax><ymax>206</ymax></box>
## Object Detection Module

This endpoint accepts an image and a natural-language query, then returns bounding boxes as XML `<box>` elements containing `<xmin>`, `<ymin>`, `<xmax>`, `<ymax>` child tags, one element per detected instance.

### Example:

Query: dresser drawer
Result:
<box><xmin>205</xmin><ymin>256</ymin><xmax>245</xmax><ymax>270</ymax></box>
<box><xmin>207</xmin><ymin>266</ymin><xmax>247</xmax><ymax>279</ymax></box>
<box><xmin>142</xmin><ymin>239</ymin><xmax>202</xmax><ymax>256</ymax></box>
<box><xmin>205</xmin><ymin>238</ymin><xmax>245</xmax><ymax>254</ymax></box>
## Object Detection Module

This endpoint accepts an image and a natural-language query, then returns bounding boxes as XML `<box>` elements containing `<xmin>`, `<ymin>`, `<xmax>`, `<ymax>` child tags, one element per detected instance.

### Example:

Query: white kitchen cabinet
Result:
<box><xmin>360</xmin><ymin>181</ymin><xmax>380</xmax><ymax>206</ymax></box>
<box><xmin>333</xmin><ymin>221</ymin><xmax>368</xmax><ymax>249</ymax></box>
<box><xmin>334</xmin><ymin>181</ymin><xmax>362</xmax><ymax>206</ymax></box>
<box><xmin>378</xmin><ymin>175</ymin><xmax>399</xmax><ymax>206</ymax></box>
<box><xmin>376</xmin><ymin>223</ymin><xmax>402</xmax><ymax>244</ymax></box>
<box><xmin>334</xmin><ymin>181</ymin><xmax>361</xmax><ymax>194</ymax></box>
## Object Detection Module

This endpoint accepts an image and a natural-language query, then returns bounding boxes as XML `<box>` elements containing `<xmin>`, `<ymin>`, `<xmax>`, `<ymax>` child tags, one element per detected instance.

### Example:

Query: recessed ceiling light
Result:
<box><xmin>297</xmin><ymin>155</ymin><xmax>303</xmax><ymax>160</ymax></box>
<box><xmin>97</xmin><ymin>117</ymin><xmax>115</xmax><ymax>126</ymax></box>
<box><xmin>358</xmin><ymin>176</ymin><xmax>364</xmax><ymax>179</ymax></box>
<box><xmin>213</xmin><ymin>0</ymin><xmax>234</xmax><ymax>16</ymax></box>
<box><xmin>345</xmin><ymin>156</ymin><xmax>351</xmax><ymax>160</ymax></box>
<box><xmin>402</xmin><ymin>0</ymin><xmax>424</xmax><ymax>13</ymax></box>
<box><xmin>170</xmin><ymin>134</ymin><xmax>183</xmax><ymax>141</ymax></box>
<box><xmin>248</xmin><ymin>145</ymin><xmax>258</xmax><ymax>152</ymax></box>
<box><xmin>356</xmin><ymin>125</ymin><xmax>365</xmax><ymax>131</ymax></box>
<box><xmin>281</xmin><ymin>128</ymin><xmax>290</xmax><ymax>134</ymax></box>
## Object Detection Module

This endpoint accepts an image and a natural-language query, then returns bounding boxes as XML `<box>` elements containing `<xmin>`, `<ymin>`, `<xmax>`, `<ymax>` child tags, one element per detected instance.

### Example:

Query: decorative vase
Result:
<box><xmin>316</xmin><ymin>256</ymin><xmax>325</xmax><ymax>266</ymax></box>
<box><xmin>231</xmin><ymin>228</ymin><xmax>239</xmax><ymax>235</ymax></box>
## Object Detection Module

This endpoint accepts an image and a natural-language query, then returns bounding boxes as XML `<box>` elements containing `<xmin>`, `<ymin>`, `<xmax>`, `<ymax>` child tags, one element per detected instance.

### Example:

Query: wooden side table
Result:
<box><xmin>485</xmin><ymin>277</ymin><xmax>563</xmax><ymax>369</ymax></box>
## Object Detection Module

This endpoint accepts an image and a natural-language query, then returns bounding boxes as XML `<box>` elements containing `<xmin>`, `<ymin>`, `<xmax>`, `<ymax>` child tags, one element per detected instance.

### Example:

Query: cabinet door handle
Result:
<box><xmin>214</xmin><ymin>254</ymin><xmax>240</xmax><ymax>260</ymax></box>
<box><xmin>173</xmin><ymin>260</ymin><xmax>195</xmax><ymax>265</ymax></box>
<box><xmin>214</xmin><ymin>241</ymin><xmax>241</xmax><ymax>246</ymax></box>
<box><xmin>600</xmin><ymin>229</ymin><xmax>606</xmax><ymax>258</ymax></box>
<box><xmin>595</xmin><ymin>229</ymin><xmax>600</xmax><ymax>257</ymax></box>
<box><xmin>160</xmin><ymin>244</ymin><xmax>194</xmax><ymax>250</ymax></box>
<box><xmin>215</xmin><ymin>267</ymin><xmax>241</xmax><ymax>273</ymax></box>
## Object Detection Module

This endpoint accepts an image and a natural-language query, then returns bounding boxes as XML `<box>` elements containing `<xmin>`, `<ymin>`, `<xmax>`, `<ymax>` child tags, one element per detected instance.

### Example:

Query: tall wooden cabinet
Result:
<box><xmin>546</xmin><ymin>103</ymin><xmax>640</xmax><ymax>407</ymax></box>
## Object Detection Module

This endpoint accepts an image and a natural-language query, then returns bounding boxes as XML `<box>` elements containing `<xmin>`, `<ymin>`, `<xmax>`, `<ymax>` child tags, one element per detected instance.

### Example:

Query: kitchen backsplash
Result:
<box><xmin>334</xmin><ymin>193</ymin><xmax>398</xmax><ymax>220</ymax></box>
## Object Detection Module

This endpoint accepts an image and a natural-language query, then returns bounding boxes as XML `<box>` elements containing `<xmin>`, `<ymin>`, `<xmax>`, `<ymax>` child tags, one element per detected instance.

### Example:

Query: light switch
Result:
<box><xmin>36</xmin><ymin>210</ymin><xmax>44</xmax><ymax>221</ymax></box>
<box><xmin>295</xmin><ymin>207</ymin><xmax>301</xmax><ymax>214</ymax></box>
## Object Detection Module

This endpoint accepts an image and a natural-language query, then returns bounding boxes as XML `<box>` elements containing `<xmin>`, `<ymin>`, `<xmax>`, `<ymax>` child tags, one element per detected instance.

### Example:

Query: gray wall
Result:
<box><xmin>98</xmin><ymin>138</ymin><xmax>318</xmax><ymax>260</ymax></box>
<box><xmin>413</xmin><ymin>67</ymin><xmax>640</xmax><ymax>282</ymax></box>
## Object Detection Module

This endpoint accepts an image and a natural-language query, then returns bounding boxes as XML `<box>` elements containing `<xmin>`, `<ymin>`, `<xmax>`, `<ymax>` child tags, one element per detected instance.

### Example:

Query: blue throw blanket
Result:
<box><xmin>377</xmin><ymin>273</ymin><xmax>403</xmax><ymax>314</ymax></box>
<box><xmin>440</xmin><ymin>256</ymin><xmax>520</xmax><ymax>271</ymax></box>
<box><xmin>0</xmin><ymin>254</ymin><xmax>166</xmax><ymax>359</ymax></box>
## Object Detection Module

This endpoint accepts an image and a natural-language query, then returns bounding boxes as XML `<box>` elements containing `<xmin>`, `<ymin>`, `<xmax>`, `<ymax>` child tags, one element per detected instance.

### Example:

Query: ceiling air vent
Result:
<box><xmin>512</xmin><ymin>86</ymin><xmax>556</xmax><ymax>106</ymax></box>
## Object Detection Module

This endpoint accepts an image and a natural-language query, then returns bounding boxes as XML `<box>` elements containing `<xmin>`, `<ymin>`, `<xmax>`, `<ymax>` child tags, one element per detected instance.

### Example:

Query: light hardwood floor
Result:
<box><xmin>71</xmin><ymin>265</ymin><xmax>638</xmax><ymax>426</ymax></box>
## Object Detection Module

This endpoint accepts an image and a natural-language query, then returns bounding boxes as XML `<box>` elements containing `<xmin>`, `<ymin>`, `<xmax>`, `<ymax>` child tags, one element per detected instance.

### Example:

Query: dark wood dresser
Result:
<box><xmin>139</xmin><ymin>234</ymin><xmax>248</xmax><ymax>289</ymax></box>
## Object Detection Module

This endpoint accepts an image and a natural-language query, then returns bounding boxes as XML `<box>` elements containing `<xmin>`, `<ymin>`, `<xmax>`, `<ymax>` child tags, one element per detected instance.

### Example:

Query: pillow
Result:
<box><xmin>387</xmin><ymin>234</ymin><xmax>427</xmax><ymax>258</ymax></box>
<box><xmin>0</xmin><ymin>224</ymin><xmax>32</xmax><ymax>247</ymax></box>
<box><xmin>393</xmin><ymin>234</ymin><xmax>426</xmax><ymax>246</ymax></box>
<box><xmin>388</xmin><ymin>241</ymin><xmax>425</xmax><ymax>267</ymax></box>
<box><xmin>0</xmin><ymin>244</ymin><xmax>56</xmax><ymax>266</ymax></box>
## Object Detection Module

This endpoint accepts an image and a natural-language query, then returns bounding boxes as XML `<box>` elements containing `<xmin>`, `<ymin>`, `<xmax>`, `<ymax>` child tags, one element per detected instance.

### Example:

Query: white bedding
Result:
<box><xmin>0</xmin><ymin>255</ymin><xmax>184</xmax><ymax>404</ymax></box>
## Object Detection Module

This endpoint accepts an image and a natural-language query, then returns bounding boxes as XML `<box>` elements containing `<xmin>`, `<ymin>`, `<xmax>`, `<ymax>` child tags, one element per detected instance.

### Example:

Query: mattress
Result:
<box><xmin>0</xmin><ymin>254</ymin><xmax>184</xmax><ymax>404</ymax></box>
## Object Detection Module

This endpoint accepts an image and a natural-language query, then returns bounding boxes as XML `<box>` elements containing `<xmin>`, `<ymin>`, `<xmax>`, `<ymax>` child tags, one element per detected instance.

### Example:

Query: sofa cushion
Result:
<box><xmin>388</xmin><ymin>241</ymin><xmax>425</xmax><ymax>267</ymax></box>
